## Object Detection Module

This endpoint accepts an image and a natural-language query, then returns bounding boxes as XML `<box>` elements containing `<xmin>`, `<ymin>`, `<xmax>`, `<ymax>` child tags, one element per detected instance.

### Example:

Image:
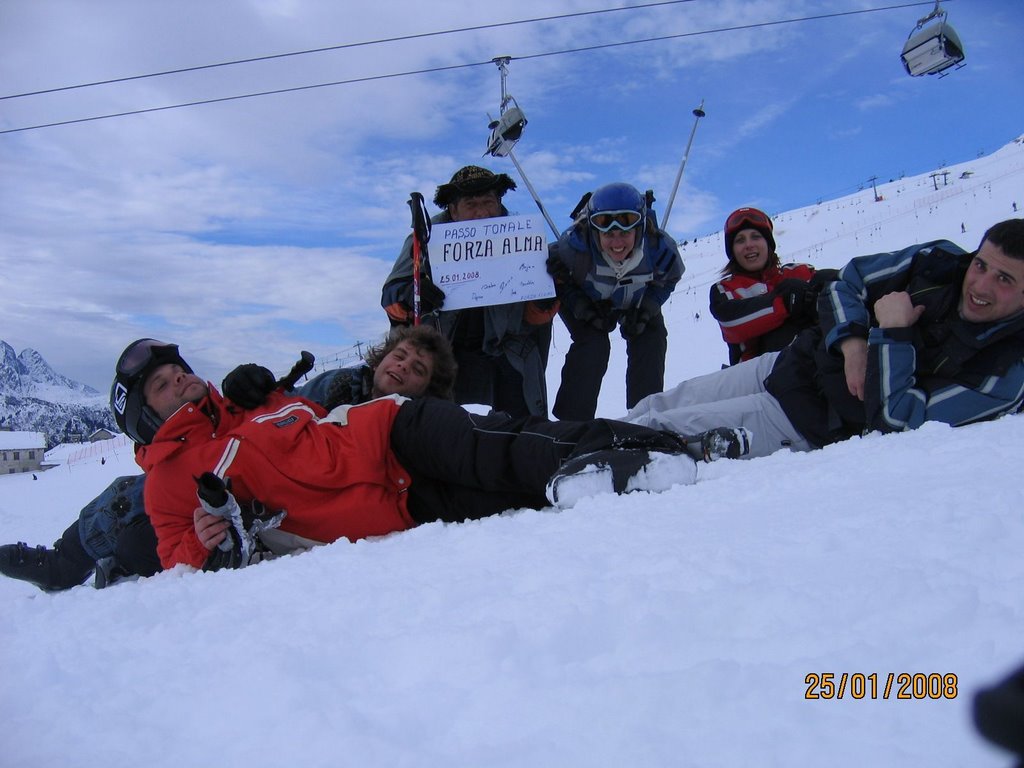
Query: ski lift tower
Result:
<box><xmin>485</xmin><ymin>57</ymin><xmax>559</xmax><ymax>238</ymax></box>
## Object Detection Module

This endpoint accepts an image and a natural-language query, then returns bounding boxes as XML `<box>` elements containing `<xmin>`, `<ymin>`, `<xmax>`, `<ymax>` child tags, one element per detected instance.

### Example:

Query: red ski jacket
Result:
<box><xmin>709</xmin><ymin>262</ymin><xmax>817</xmax><ymax>364</ymax></box>
<box><xmin>136</xmin><ymin>387</ymin><xmax>415</xmax><ymax>569</ymax></box>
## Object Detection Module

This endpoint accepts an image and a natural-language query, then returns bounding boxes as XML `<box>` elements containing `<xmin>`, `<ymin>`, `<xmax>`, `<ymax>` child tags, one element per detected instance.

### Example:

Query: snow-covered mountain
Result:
<box><xmin>0</xmin><ymin>340</ymin><xmax>99</xmax><ymax>398</ymax></box>
<box><xmin>0</xmin><ymin>340</ymin><xmax>116</xmax><ymax>446</ymax></box>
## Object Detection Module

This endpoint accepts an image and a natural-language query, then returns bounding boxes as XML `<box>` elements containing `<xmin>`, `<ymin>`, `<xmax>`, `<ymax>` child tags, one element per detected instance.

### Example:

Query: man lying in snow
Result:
<box><xmin>1</xmin><ymin>326</ymin><xmax>458</xmax><ymax>590</ymax></box>
<box><xmin>108</xmin><ymin>336</ymin><xmax>742</xmax><ymax>573</ymax></box>
<box><xmin>624</xmin><ymin>218</ymin><xmax>1024</xmax><ymax>457</ymax></box>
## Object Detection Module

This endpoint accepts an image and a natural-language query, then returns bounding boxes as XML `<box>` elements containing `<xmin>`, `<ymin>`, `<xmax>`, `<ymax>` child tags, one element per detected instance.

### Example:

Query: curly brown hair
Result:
<box><xmin>364</xmin><ymin>325</ymin><xmax>458</xmax><ymax>400</ymax></box>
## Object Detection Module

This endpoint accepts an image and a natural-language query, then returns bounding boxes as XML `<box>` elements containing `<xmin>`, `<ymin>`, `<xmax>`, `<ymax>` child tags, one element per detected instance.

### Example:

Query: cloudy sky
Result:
<box><xmin>1</xmin><ymin>0</ymin><xmax>1021</xmax><ymax>391</ymax></box>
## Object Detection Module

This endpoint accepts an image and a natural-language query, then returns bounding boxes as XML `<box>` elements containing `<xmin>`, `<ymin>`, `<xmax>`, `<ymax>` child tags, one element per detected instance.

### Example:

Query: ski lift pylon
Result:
<box><xmin>900</xmin><ymin>0</ymin><xmax>965</xmax><ymax>77</ymax></box>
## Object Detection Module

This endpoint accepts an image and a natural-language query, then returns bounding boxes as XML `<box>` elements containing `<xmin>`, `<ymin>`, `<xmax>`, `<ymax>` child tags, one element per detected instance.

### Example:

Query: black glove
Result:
<box><xmin>400</xmin><ymin>274</ymin><xmax>445</xmax><ymax>316</ymax></box>
<box><xmin>773</xmin><ymin>279</ymin><xmax>816</xmax><ymax>321</ymax></box>
<box><xmin>620</xmin><ymin>296</ymin><xmax>661</xmax><ymax>338</ymax></box>
<box><xmin>546</xmin><ymin>252</ymin><xmax>573</xmax><ymax>284</ymax></box>
<box><xmin>573</xmin><ymin>295</ymin><xmax>617</xmax><ymax>332</ymax></box>
<box><xmin>202</xmin><ymin>525</ymin><xmax>243</xmax><ymax>572</ymax></box>
<box><xmin>223</xmin><ymin>364</ymin><xmax>276</xmax><ymax>409</ymax></box>
<box><xmin>809</xmin><ymin>268</ymin><xmax>840</xmax><ymax>289</ymax></box>
<box><xmin>322</xmin><ymin>368</ymin><xmax>372</xmax><ymax>411</ymax></box>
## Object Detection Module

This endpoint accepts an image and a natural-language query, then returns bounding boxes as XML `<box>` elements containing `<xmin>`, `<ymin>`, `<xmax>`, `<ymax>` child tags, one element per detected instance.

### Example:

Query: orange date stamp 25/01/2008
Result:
<box><xmin>804</xmin><ymin>673</ymin><xmax>958</xmax><ymax>700</ymax></box>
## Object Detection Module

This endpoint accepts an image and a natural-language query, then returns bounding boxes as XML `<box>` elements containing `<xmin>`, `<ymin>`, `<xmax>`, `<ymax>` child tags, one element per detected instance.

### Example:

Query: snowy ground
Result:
<box><xmin>1</xmin><ymin>138</ymin><xmax>1022</xmax><ymax>766</ymax></box>
<box><xmin>2</xmin><ymin>416</ymin><xmax>1021</xmax><ymax>766</ymax></box>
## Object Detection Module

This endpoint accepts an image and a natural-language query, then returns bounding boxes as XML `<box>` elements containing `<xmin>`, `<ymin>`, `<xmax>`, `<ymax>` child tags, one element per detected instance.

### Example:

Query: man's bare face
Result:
<box><xmin>450</xmin><ymin>192</ymin><xmax>501</xmax><ymax>222</ymax></box>
<box><xmin>142</xmin><ymin>363</ymin><xmax>208</xmax><ymax>419</ymax></box>
<box><xmin>372</xmin><ymin>341</ymin><xmax>434</xmax><ymax>399</ymax></box>
<box><xmin>960</xmin><ymin>240</ymin><xmax>1024</xmax><ymax>323</ymax></box>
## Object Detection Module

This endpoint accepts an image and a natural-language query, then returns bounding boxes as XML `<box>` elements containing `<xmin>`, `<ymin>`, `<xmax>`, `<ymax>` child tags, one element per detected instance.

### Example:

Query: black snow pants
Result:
<box><xmin>389</xmin><ymin>397</ymin><xmax>681</xmax><ymax>524</ymax></box>
<box><xmin>552</xmin><ymin>308</ymin><xmax>668</xmax><ymax>421</ymax></box>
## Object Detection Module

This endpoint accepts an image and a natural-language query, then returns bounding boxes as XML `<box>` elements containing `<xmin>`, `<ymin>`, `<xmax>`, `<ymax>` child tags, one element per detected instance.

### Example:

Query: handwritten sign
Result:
<box><xmin>429</xmin><ymin>215</ymin><xmax>555</xmax><ymax>311</ymax></box>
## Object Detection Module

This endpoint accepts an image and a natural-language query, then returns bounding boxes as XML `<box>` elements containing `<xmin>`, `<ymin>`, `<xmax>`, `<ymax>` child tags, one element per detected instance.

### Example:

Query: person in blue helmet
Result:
<box><xmin>546</xmin><ymin>182</ymin><xmax>684</xmax><ymax>420</ymax></box>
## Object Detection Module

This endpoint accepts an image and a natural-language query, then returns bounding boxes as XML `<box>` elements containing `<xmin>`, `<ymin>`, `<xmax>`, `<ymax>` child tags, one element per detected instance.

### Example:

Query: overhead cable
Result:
<box><xmin>0</xmin><ymin>2</ymin><xmax>937</xmax><ymax>135</ymax></box>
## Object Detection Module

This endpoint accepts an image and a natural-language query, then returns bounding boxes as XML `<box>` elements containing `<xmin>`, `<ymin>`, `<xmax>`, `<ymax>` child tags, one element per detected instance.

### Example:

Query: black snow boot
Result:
<box><xmin>93</xmin><ymin>556</ymin><xmax>135</xmax><ymax>589</ymax></box>
<box><xmin>679</xmin><ymin>427</ymin><xmax>752</xmax><ymax>463</ymax></box>
<box><xmin>0</xmin><ymin>540</ymin><xmax>93</xmax><ymax>592</ymax></box>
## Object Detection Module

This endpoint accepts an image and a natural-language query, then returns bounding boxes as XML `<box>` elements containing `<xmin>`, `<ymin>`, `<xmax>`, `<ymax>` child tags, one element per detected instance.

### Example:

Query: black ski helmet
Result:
<box><xmin>109</xmin><ymin>339</ymin><xmax>193</xmax><ymax>445</ymax></box>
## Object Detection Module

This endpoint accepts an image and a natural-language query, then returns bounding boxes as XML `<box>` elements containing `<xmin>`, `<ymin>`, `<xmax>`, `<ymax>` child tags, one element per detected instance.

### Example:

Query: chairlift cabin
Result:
<box><xmin>900</xmin><ymin>2</ymin><xmax>965</xmax><ymax>77</ymax></box>
<box><xmin>486</xmin><ymin>103</ymin><xmax>527</xmax><ymax>158</ymax></box>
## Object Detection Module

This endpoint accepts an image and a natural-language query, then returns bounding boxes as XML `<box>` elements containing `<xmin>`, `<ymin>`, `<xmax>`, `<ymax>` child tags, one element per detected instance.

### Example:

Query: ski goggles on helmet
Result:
<box><xmin>589</xmin><ymin>210</ymin><xmax>644</xmax><ymax>233</ymax></box>
<box><xmin>116</xmin><ymin>338</ymin><xmax>176</xmax><ymax>379</ymax></box>
<box><xmin>111</xmin><ymin>339</ymin><xmax>192</xmax><ymax>445</ymax></box>
<box><xmin>725</xmin><ymin>207</ymin><xmax>773</xmax><ymax>235</ymax></box>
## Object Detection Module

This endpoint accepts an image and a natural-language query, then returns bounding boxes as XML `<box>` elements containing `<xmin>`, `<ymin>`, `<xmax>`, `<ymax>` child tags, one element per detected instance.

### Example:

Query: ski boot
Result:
<box><xmin>0</xmin><ymin>541</ymin><xmax>93</xmax><ymax>592</ymax></box>
<box><xmin>94</xmin><ymin>556</ymin><xmax>137</xmax><ymax>589</ymax></box>
<box><xmin>680</xmin><ymin>427</ymin><xmax>752</xmax><ymax>463</ymax></box>
<box><xmin>546</xmin><ymin>448</ymin><xmax>698</xmax><ymax>509</ymax></box>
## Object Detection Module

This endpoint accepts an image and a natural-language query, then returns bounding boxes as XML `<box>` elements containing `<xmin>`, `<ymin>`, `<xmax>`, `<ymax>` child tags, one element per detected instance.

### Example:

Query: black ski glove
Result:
<box><xmin>573</xmin><ymin>295</ymin><xmax>617</xmax><ymax>332</ymax></box>
<box><xmin>322</xmin><ymin>368</ymin><xmax>372</xmax><ymax>411</ymax></box>
<box><xmin>620</xmin><ymin>296</ymin><xmax>661</xmax><ymax>338</ymax></box>
<box><xmin>809</xmin><ymin>268</ymin><xmax>840</xmax><ymax>289</ymax></box>
<box><xmin>774</xmin><ymin>279</ymin><xmax>816</xmax><ymax>321</ymax></box>
<box><xmin>223</xmin><ymin>364</ymin><xmax>277</xmax><ymax>409</ymax></box>
<box><xmin>546</xmin><ymin>252</ymin><xmax>573</xmax><ymax>285</ymax></box>
<box><xmin>399</xmin><ymin>274</ymin><xmax>445</xmax><ymax>315</ymax></box>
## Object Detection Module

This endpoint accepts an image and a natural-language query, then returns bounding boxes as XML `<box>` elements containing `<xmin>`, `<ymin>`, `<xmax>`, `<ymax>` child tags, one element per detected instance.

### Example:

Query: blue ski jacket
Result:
<box><xmin>548</xmin><ymin>223</ymin><xmax>683</xmax><ymax>315</ymax></box>
<box><xmin>766</xmin><ymin>240</ymin><xmax>1024</xmax><ymax>446</ymax></box>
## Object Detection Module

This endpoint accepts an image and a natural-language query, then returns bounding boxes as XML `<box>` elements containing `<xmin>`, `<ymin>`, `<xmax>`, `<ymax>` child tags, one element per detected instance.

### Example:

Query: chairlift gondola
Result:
<box><xmin>486</xmin><ymin>99</ymin><xmax>527</xmax><ymax>158</ymax></box>
<box><xmin>900</xmin><ymin>0</ymin><xmax>965</xmax><ymax>77</ymax></box>
<box><xmin>482</xmin><ymin>57</ymin><xmax>560</xmax><ymax>237</ymax></box>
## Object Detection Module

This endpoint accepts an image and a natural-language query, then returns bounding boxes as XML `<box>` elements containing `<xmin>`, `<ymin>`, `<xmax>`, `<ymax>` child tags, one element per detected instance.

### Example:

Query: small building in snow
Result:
<box><xmin>0</xmin><ymin>431</ymin><xmax>47</xmax><ymax>475</ymax></box>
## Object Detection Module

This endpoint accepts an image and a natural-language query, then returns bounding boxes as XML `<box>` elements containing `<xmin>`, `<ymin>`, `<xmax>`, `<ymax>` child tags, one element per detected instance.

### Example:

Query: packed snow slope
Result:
<box><xmin>1</xmin><ymin>137</ymin><xmax>1022</xmax><ymax>767</ymax></box>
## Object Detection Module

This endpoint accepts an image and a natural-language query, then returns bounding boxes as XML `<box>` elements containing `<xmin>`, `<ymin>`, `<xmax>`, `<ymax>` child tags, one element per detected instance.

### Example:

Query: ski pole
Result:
<box><xmin>507</xmin><ymin>148</ymin><xmax>559</xmax><ymax>238</ymax></box>
<box><xmin>408</xmin><ymin>192</ymin><xmax>431</xmax><ymax>325</ymax></box>
<box><xmin>195</xmin><ymin>472</ymin><xmax>243</xmax><ymax>555</ymax></box>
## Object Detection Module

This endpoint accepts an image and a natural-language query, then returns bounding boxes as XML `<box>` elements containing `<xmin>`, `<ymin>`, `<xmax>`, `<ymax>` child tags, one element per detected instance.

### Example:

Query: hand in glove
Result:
<box><xmin>574</xmin><ymin>295</ymin><xmax>617</xmax><ymax>332</ymax></box>
<box><xmin>773</xmin><ymin>278</ymin><xmax>817</xmax><ymax>321</ymax></box>
<box><xmin>223</xmin><ymin>364</ymin><xmax>277</xmax><ymax>409</ymax></box>
<box><xmin>619</xmin><ymin>296</ymin><xmax>661</xmax><ymax>338</ymax></box>
<box><xmin>546</xmin><ymin>253</ymin><xmax>573</xmax><ymax>285</ymax></box>
<box><xmin>809</xmin><ymin>268</ymin><xmax>840</xmax><ymax>289</ymax></box>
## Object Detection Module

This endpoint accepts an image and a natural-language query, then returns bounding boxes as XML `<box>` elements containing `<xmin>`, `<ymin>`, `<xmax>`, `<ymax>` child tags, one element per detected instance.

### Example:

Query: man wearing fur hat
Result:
<box><xmin>382</xmin><ymin>165</ymin><xmax>558</xmax><ymax>418</ymax></box>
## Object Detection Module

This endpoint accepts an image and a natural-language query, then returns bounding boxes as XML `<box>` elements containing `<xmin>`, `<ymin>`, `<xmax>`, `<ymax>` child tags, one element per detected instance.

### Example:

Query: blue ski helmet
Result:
<box><xmin>586</xmin><ymin>183</ymin><xmax>646</xmax><ymax>234</ymax></box>
<box><xmin>109</xmin><ymin>339</ymin><xmax>193</xmax><ymax>445</ymax></box>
